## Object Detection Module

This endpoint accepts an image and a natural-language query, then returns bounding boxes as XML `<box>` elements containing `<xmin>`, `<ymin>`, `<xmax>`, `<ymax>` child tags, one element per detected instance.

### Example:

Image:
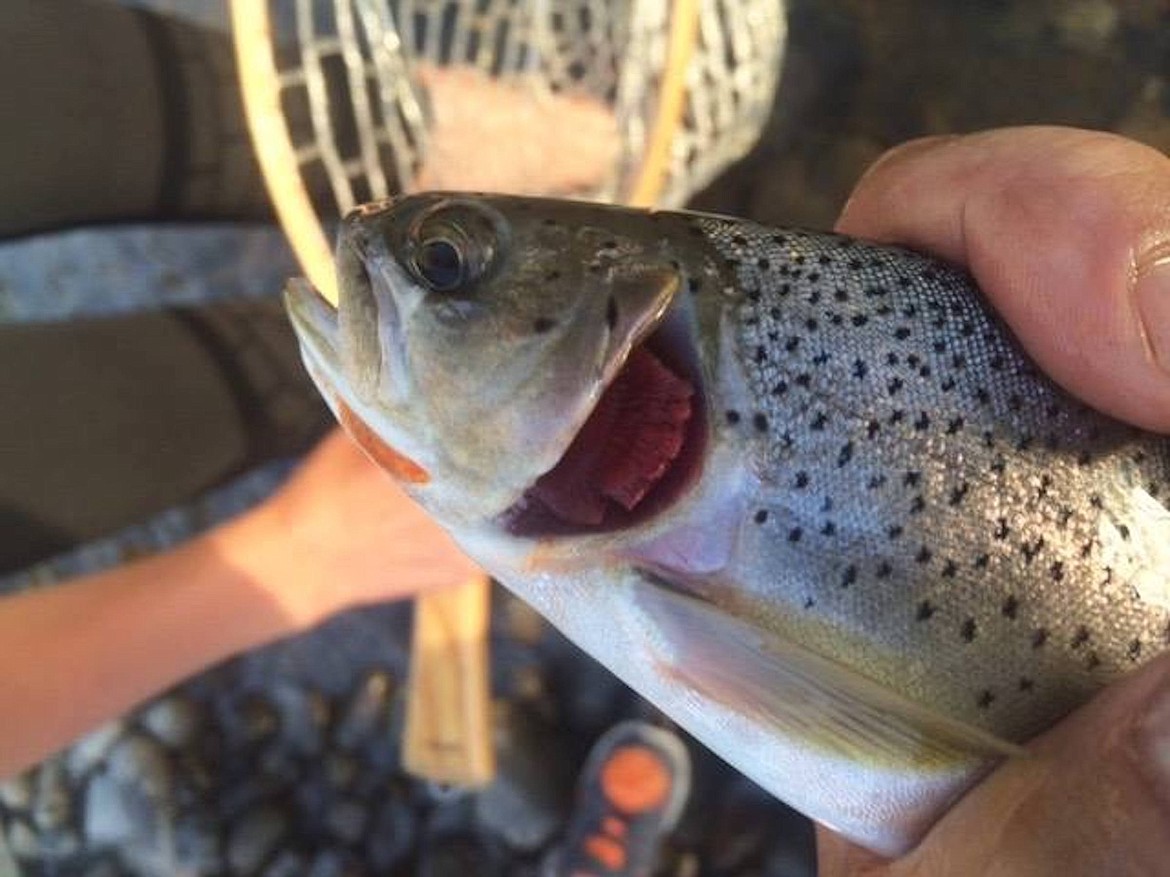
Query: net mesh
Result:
<box><xmin>266</xmin><ymin>0</ymin><xmax>784</xmax><ymax>215</ymax></box>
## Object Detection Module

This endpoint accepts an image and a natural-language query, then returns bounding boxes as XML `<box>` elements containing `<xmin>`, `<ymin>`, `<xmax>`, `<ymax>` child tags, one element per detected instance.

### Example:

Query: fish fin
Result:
<box><xmin>631</xmin><ymin>575</ymin><xmax>1025</xmax><ymax>770</ymax></box>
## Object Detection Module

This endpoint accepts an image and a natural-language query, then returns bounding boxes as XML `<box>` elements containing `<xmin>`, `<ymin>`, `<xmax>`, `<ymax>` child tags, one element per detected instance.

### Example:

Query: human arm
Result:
<box><xmin>0</xmin><ymin>429</ymin><xmax>478</xmax><ymax>778</ymax></box>
<box><xmin>820</xmin><ymin>126</ymin><xmax>1170</xmax><ymax>875</ymax></box>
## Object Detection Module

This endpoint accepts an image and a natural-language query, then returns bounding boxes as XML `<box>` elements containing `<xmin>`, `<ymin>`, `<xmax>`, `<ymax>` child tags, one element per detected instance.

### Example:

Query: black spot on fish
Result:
<box><xmin>1018</xmin><ymin>677</ymin><xmax>1035</xmax><ymax>692</ymax></box>
<box><xmin>544</xmin><ymin>270</ymin><xmax>562</xmax><ymax>282</ymax></box>
<box><xmin>1085</xmin><ymin>651</ymin><xmax>1102</xmax><ymax>671</ymax></box>
<box><xmin>1002</xmin><ymin>595</ymin><xmax>1019</xmax><ymax>619</ymax></box>
<box><xmin>903</xmin><ymin>471</ymin><xmax>922</xmax><ymax>487</ymax></box>
<box><xmin>916</xmin><ymin>600</ymin><xmax>936</xmax><ymax>621</ymax></box>
<box><xmin>876</xmin><ymin>561</ymin><xmax>892</xmax><ymax>578</ymax></box>
<box><xmin>848</xmin><ymin>258</ymin><xmax>862</xmax><ymax>270</ymax></box>
<box><xmin>974</xmin><ymin>553</ymin><xmax>990</xmax><ymax>569</ymax></box>
<box><xmin>867</xmin><ymin>420</ymin><xmax>881</xmax><ymax>440</ymax></box>
<box><xmin>960</xmin><ymin>618</ymin><xmax>977</xmax><ymax>643</ymax></box>
<box><xmin>688</xmin><ymin>277</ymin><xmax>702</xmax><ymax>294</ymax></box>
<box><xmin>788</xmin><ymin>527</ymin><xmax>803</xmax><ymax>543</ymax></box>
<box><xmin>794</xmin><ymin>471</ymin><xmax>810</xmax><ymax>489</ymax></box>
<box><xmin>867</xmin><ymin>474</ymin><xmax>888</xmax><ymax>490</ymax></box>
<box><xmin>821</xmin><ymin>520</ymin><xmax>837</xmax><ymax>536</ymax></box>
<box><xmin>805</xmin><ymin>318</ymin><xmax>819</xmax><ymax>331</ymax></box>
<box><xmin>976</xmin><ymin>690</ymin><xmax>995</xmax><ymax>709</ymax></box>
<box><xmin>851</xmin><ymin>314</ymin><xmax>870</xmax><ymax>327</ymax></box>
<box><xmin>732</xmin><ymin>234</ymin><xmax>748</xmax><ymax>247</ymax></box>
<box><xmin>994</xmin><ymin>518</ymin><xmax>1011</xmax><ymax>540</ymax></box>
<box><xmin>1071</xmin><ymin>626</ymin><xmax>1091</xmax><ymax>649</ymax></box>
<box><xmin>803</xmin><ymin>597</ymin><xmax>815</xmax><ymax>610</ymax></box>
<box><xmin>946</xmin><ymin>417</ymin><xmax>965</xmax><ymax>435</ymax></box>
<box><xmin>852</xmin><ymin>359</ymin><xmax>869</xmax><ymax>379</ymax></box>
<box><xmin>754</xmin><ymin>509</ymin><xmax>769</xmax><ymax>525</ymax></box>
<box><xmin>948</xmin><ymin>483</ymin><xmax>969</xmax><ymax>506</ymax></box>
<box><xmin>725</xmin><ymin>410</ymin><xmax>741</xmax><ymax>425</ymax></box>
<box><xmin>887</xmin><ymin>377</ymin><xmax>905</xmax><ymax>396</ymax></box>
<box><xmin>754</xmin><ymin>345</ymin><xmax>768</xmax><ymax>364</ymax></box>
<box><xmin>1129</xmin><ymin>639</ymin><xmax>1143</xmax><ymax>661</ymax></box>
<box><xmin>795</xmin><ymin>373</ymin><xmax>812</xmax><ymax>388</ymax></box>
<box><xmin>1032</xmin><ymin>628</ymin><xmax>1049</xmax><ymax>649</ymax></box>
<box><xmin>915</xmin><ymin>546</ymin><xmax>933</xmax><ymax>565</ymax></box>
<box><xmin>889</xmin><ymin>409</ymin><xmax>905</xmax><ymax>424</ymax></box>
<box><xmin>784</xmin><ymin>336</ymin><xmax>801</xmax><ymax>353</ymax></box>
<box><xmin>1117</xmin><ymin>524</ymin><xmax>1131</xmax><ymax>541</ymax></box>
<box><xmin>913</xmin><ymin>412</ymin><xmax>930</xmax><ymax>431</ymax></box>
<box><xmin>835</xmin><ymin>288</ymin><xmax>849</xmax><ymax>302</ymax></box>
<box><xmin>841</xmin><ymin>565</ymin><xmax>858</xmax><ymax>587</ymax></box>
<box><xmin>753</xmin><ymin>413</ymin><xmax>769</xmax><ymax>432</ymax></box>
<box><xmin>533</xmin><ymin>317</ymin><xmax>556</xmax><ymax>334</ymax></box>
<box><xmin>975</xmin><ymin>388</ymin><xmax>991</xmax><ymax>405</ymax></box>
<box><xmin>941</xmin><ymin>560</ymin><xmax>958</xmax><ymax>578</ymax></box>
<box><xmin>887</xmin><ymin>525</ymin><xmax>904</xmax><ymax>540</ymax></box>
<box><xmin>771</xmin><ymin>380</ymin><xmax>789</xmax><ymax>396</ymax></box>
<box><xmin>757</xmin><ymin>257</ymin><xmax>771</xmax><ymax>271</ymax></box>
<box><xmin>770</xmin><ymin>234</ymin><xmax>787</xmax><ymax>246</ymax></box>
<box><xmin>1049</xmin><ymin>561</ymin><xmax>1065</xmax><ymax>581</ymax></box>
<box><xmin>836</xmin><ymin>442</ymin><xmax>854</xmax><ymax>467</ymax></box>
<box><xmin>605</xmin><ymin>297</ymin><xmax>618</xmax><ymax>330</ymax></box>
<box><xmin>1020</xmin><ymin>537</ymin><xmax>1045</xmax><ymax>563</ymax></box>
<box><xmin>818</xmin><ymin>254</ymin><xmax>831</xmax><ymax>265</ymax></box>
<box><xmin>807</xmin><ymin>271</ymin><xmax>821</xmax><ymax>283</ymax></box>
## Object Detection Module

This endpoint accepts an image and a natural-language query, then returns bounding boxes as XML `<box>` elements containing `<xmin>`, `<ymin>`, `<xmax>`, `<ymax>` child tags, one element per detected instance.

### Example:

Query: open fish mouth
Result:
<box><xmin>503</xmin><ymin>307</ymin><xmax>708</xmax><ymax>538</ymax></box>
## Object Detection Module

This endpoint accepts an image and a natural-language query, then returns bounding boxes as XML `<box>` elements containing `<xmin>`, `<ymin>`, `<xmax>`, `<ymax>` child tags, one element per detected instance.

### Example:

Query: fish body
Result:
<box><xmin>285</xmin><ymin>194</ymin><xmax>1170</xmax><ymax>854</ymax></box>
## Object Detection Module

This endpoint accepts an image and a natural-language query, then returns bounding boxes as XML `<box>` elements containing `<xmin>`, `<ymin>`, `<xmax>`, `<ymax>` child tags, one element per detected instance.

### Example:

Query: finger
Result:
<box><xmin>890</xmin><ymin>651</ymin><xmax>1170</xmax><ymax>876</ymax></box>
<box><xmin>836</xmin><ymin>126</ymin><xmax>1170</xmax><ymax>433</ymax></box>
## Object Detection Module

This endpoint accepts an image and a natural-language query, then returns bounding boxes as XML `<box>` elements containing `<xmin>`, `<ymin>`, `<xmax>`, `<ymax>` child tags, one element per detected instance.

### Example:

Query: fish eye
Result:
<box><xmin>405</xmin><ymin>200</ymin><xmax>505</xmax><ymax>295</ymax></box>
<box><xmin>414</xmin><ymin>237</ymin><xmax>465</xmax><ymax>292</ymax></box>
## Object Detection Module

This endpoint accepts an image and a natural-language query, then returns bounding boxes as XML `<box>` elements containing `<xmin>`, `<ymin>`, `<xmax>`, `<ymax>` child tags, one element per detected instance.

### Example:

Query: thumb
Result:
<box><xmin>892</xmin><ymin>651</ymin><xmax>1170</xmax><ymax>876</ymax></box>
<box><xmin>835</xmin><ymin>126</ymin><xmax>1170</xmax><ymax>433</ymax></box>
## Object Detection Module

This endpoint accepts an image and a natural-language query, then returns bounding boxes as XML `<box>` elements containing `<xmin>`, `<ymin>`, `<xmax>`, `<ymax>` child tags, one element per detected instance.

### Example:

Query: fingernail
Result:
<box><xmin>1136</xmin><ymin>250</ymin><xmax>1170</xmax><ymax>373</ymax></box>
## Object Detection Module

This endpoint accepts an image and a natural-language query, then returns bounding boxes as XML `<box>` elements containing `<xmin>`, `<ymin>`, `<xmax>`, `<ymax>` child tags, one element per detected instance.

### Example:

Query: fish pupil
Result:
<box><xmin>415</xmin><ymin>238</ymin><xmax>465</xmax><ymax>291</ymax></box>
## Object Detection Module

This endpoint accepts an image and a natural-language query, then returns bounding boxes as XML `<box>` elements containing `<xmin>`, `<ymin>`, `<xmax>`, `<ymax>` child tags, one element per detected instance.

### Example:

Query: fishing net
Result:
<box><xmin>232</xmin><ymin>0</ymin><xmax>786</xmax><ymax>296</ymax></box>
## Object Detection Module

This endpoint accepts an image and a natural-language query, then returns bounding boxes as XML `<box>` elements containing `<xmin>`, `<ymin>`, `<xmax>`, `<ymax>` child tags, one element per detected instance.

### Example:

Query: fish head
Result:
<box><xmin>285</xmin><ymin>193</ymin><xmax>707</xmax><ymax>540</ymax></box>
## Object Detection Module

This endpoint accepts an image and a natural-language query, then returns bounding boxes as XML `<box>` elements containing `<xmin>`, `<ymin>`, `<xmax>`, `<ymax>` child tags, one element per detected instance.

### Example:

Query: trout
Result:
<box><xmin>285</xmin><ymin>194</ymin><xmax>1170</xmax><ymax>854</ymax></box>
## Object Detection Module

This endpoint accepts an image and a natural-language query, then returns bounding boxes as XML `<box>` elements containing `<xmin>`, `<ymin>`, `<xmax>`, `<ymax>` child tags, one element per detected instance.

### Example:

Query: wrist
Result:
<box><xmin>205</xmin><ymin>500</ymin><xmax>341</xmax><ymax>635</ymax></box>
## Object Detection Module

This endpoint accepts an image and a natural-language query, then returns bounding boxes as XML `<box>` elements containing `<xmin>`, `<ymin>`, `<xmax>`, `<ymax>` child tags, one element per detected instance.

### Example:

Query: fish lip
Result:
<box><xmin>500</xmin><ymin>301</ymin><xmax>708</xmax><ymax>537</ymax></box>
<box><xmin>284</xmin><ymin>276</ymin><xmax>340</xmax><ymax>367</ymax></box>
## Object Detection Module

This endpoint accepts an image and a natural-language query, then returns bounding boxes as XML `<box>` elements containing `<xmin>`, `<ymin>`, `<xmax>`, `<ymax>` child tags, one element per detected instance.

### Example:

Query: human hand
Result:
<box><xmin>243</xmin><ymin>428</ymin><xmax>480</xmax><ymax>624</ymax></box>
<box><xmin>819</xmin><ymin>127</ymin><xmax>1170</xmax><ymax>874</ymax></box>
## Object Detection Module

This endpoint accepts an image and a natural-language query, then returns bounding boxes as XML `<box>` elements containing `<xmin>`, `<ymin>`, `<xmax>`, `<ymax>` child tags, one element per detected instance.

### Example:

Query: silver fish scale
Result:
<box><xmin>695</xmin><ymin>216</ymin><xmax>1170</xmax><ymax>740</ymax></box>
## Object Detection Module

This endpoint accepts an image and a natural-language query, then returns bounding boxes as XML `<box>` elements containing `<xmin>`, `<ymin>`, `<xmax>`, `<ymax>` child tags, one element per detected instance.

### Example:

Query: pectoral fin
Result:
<box><xmin>632</xmin><ymin>576</ymin><xmax>1025</xmax><ymax>770</ymax></box>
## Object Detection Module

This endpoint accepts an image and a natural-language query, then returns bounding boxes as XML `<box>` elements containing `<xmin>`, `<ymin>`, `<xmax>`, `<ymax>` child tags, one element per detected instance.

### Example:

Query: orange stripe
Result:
<box><xmin>602</xmin><ymin>816</ymin><xmax>627</xmax><ymax>838</ymax></box>
<box><xmin>584</xmin><ymin>834</ymin><xmax>627</xmax><ymax>871</ymax></box>
<box><xmin>338</xmin><ymin>402</ymin><xmax>430</xmax><ymax>483</ymax></box>
<box><xmin>600</xmin><ymin>745</ymin><xmax>671</xmax><ymax>814</ymax></box>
